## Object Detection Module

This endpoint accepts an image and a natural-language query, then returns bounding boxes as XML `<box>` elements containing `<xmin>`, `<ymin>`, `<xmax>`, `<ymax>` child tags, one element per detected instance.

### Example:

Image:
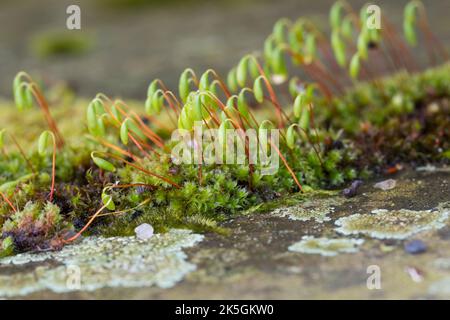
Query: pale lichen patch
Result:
<box><xmin>272</xmin><ymin>197</ymin><xmax>344</xmax><ymax>223</ymax></box>
<box><xmin>288</xmin><ymin>236</ymin><xmax>364</xmax><ymax>256</ymax></box>
<box><xmin>335</xmin><ymin>202</ymin><xmax>450</xmax><ymax>240</ymax></box>
<box><xmin>0</xmin><ymin>229</ymin><xmax>203</xmax><ymax>297</ymax></box>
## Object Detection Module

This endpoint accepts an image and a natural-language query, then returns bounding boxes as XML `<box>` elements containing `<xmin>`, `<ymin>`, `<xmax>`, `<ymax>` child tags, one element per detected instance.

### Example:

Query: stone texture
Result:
<box><xmin>0</xmin><ymin>168</ymin><xmax>449</xmax><ymax>299</ymax></box>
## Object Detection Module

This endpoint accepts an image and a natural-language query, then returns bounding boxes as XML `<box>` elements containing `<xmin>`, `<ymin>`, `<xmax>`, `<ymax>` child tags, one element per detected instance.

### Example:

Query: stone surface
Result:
<box><xmin>334</xmin><ymin>206</ymin><xmax>449</xmax><ymax>240</ymax></box>
<box><xmin>271</xmin><ymin>197</ymin><xmax>344</xmax><ymax>223</ymax></box>
<box><xmin>0</xmin><ymin>167</ymin><xmax>449</xmax><ymax>299</ymax></box>
<box><xmin>134</xmin><ymin>223</ymin><xmax>154</xmax><ymax>240</ymax></box>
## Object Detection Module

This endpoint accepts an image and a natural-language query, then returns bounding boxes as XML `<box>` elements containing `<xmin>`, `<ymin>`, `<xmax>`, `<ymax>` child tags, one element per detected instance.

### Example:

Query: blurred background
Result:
<box><xmin>0</xmin><ymin>0</ymin><xmax>448</xmax><ymax>100</ymax></box>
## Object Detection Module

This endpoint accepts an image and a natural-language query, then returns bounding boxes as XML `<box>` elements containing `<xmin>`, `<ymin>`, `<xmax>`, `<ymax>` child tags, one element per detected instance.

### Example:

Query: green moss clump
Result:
<box><xmin>288</xmin><ymin>236</ymin><xmax>364</xmax><ymax>256</ymax></box>
<box><xmin>0</xmin><ymin>237</ymin><xmax>14</xmax><ymax>259</ymax></box>
<box><xmin>335</xmin><ymin>204</ymin><xmax>450</xmax><ymax>240</ymax></box>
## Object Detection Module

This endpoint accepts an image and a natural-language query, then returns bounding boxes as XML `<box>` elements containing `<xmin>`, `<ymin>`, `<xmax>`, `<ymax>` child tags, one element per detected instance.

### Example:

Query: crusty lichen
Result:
<box><xmin>272</xmin><ymin>197</ymin><xmax>344</xmax><ymax>223</ymax></box>
<box><xmin>0</xmin><ymin>229</ymin><xmax>203</xmax><ymax>297</ymax></box>
<box><xmin>288</xmin><ymin>236</ymin><xmax>364</xmax><ymax>256</ymax></box>
<box><xmin>335</xmin><ymin>202</ymin><xmax>450</xmax><ymax>240</ymax></box>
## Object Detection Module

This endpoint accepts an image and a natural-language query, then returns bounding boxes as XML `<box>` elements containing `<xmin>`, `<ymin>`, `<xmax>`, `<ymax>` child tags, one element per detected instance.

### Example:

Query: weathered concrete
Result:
<box><xmin>0</xmin><ymin>166</ymin><xmax>449</xmax><ymax>299</ymax></box>
<box><xmin>0</xmin><ymin>0</ymin><xmax>447</xmax><ymax>99</ymax></box>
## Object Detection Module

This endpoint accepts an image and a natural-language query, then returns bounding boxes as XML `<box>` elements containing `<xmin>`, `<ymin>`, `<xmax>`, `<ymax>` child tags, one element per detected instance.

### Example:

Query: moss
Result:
<box><xmin>288</xmin><ymin>236</ymin><xmax>364</xmax><ymax>256</ymax></box>
<box><xmin>0</xmin><ymin>229</ymin><xmax>203</xmax><ymax>297</ymax></box>
<box><xmin>335</xmin><ymin>202</ymin><xmax>450</xmax><ymax>240</ymax></box>
<box><xmin>1</xmin><ymin>63</ymin><xmax>449</xmax><ymax>255</ymax></box>
<box><xmin>272</xmin><ymin>196</ymin><xmax>344</xmax><ymax>223</ymax></box>
<box><xmin>0</xmin><ymin>64</ymin><xmax>448</xmax><ymax>250</ymax></box>
<box><xmin>0</xmin><ymin>0</ymin><xmax>448</xmax><ymax>259</ymax></box>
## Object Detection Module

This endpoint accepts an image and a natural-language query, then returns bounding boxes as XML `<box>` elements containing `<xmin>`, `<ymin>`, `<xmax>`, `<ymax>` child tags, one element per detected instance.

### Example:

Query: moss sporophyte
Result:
<box><xmin>0</xmin><ymin>0</ymin><xmax>449</xmax><ymax>257</ymax></box>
